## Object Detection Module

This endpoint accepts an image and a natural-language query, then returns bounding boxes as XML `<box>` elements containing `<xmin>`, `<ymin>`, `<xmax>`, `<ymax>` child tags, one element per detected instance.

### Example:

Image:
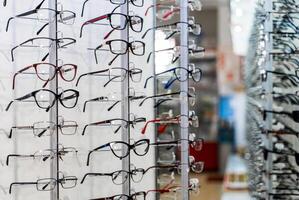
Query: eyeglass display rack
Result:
<box><xmin>246</xmin><ymin>0</ymin><xmax>299</xmax><ymax>199</ymax></box>
<box><xmin>0</xmin><ymin>0</ymin><xmax>203</xmax><ymax>200</ymax></box>
<box><xmin>151</xmin><ymin>0</ymin><xmax>203</xmax><ymax>199</ymax></box>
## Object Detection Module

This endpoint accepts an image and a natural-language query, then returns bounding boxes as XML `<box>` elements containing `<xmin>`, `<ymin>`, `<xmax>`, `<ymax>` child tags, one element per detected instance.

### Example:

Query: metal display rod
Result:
<box><xmin>48</xmin><ymin>0</ymin><xmax>59</xmax><ymax>199</ymax></box>
<box><xmin>180</xmin><ymin>0</ymin><xmax>190</xmax><ymax>199</ymax></box>
<box><xmin>121</xmin><ymin>1</ymin><xmax>131</xmax><ymax>196</ymax></box>
<box><xmin>263</xmin><ymin>1</ymin><xmax>273</xmax><ymax>199</ymax></box>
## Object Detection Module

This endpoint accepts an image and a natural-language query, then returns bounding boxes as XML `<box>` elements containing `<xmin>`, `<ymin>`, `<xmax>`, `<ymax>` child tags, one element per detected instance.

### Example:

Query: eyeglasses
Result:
<box><xmin>89</xmin><ymin>191</ymin><xmax>147</xmax><ymax>200</ymax></box>
<box><xmin>262</xmin><ymin>109</ymin><xmax>299</xmax><ymax>123</ymax></box>
<box><xmin>6</xmin><ymin>89</ymin><xmax>79</xmax><ymax>112</ymax></box>
<box><xmin>86</xmin><ymin>139</ymin><xmax>150</xmax><ymax>166</ymax></box>
<box><xmin>83</xmin><ymin>90</ymin><xmax>146</xmax><ymax>112</ymax></box>
<box><xmin>144</xmin><ymin>66</ymin><xmax>202</xmax><ymax>89</ymax></box>
<box><xmin>6</xmin><ymin>146</ymin><xmax>78</xmax><ymax>166</ymax></box>
<box><xmin>9</xmin><ymin>174</ymin><xmax>77</xmax><ymax>194</ymax></box>
<box><xmin>131</xmin><ymin>162</ymin><xmax>204</xmax><ymax>183</ymax></box>
<box><xmin>81</xmin><ymin>0</ymin><xmax>145</xmax><ymax>17</ymax></box>
<box><xmin>146</xmin><ymin>0</ymin><xmax>202</xmax><ymax>20</ymax></box>
<box><xmin>139</xmin><ymin>89</ymin><xmax>196</xmax><ymax>107</ymax></box>
<box><xmin>6</xmin><ymin>7</ymin><xmax>75</xmax><ymax>35</ymax></box>
<box><xmin>142</xmin><ymin>21</ymin><xmax>201</xmax><ymax>39</ymax></box>
<box><xmin>11</xmin><ymin>37</ymin><xmax>76</xmax><ymax>62</ymax></box>
<box><xmin>80</xmin><ymin>13</ymin><xmax>143</xmax><ymax>38</ymax></box>
<box><xmin>9</xmin><ymin>117</ymin><xmax>78</xmax><ymax>138</ymax></box>
<box><xmin>260</xmin><ymin>69</ymin><xmax>299</xmax><ymax>82</ymax></box>
<box><xmin>141</xmin><ymin>115</ymin><xmax>199</xmax><ymax>134</ymax></box>
<box><xmin>76</xmin><ymin>67</ymin><xmax>142</xmax><ymax>87</ymax></box>
<box><xmin>147</xmin><ymin>45</ymin><xmax>205</xmax><ymax>64</ymax></box>
<box><xmin>87</xmin><ymin>138</ymin><xmax>203</xmax><ymax>165</ymax></box>
<box><xmin>82</xmin><ymin>117</ymin><xmax>146</xmax><ymax>135</ymax></box>
<box><xmin>92</xmin><ymin>39</ymin><xmax>145</xmax><ymax>65</ymax></box>
<box><xmin>12</xmin><ymin>63</ymin><xmax>77</xmax><ymax>89</ymax></box>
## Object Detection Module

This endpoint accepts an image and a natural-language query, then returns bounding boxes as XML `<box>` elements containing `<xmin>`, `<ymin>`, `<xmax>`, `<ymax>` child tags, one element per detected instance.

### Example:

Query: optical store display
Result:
<box><xmin>0</xmin><ymin>0</ymin><xmax>204</xmax><ymax>199</ymax></box>
<box><xmin>246</xmin><ymin>0</ymin><xmax>299</xmax><ymax>199</ymax></box>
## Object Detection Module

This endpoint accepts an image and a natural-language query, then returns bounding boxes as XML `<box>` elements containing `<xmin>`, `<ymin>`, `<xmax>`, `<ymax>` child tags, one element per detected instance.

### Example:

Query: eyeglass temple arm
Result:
<box><xmin>3</xmin><ymin>0</ymin><xmax>6</xmax><ymax>6</ymax></box>
<box><xmin>107</xmin><ymin>100</ymin><xmax>120</xmax><ymax>111</ymax></box>
<box><xmin>80</xmin><ymin>173</ymin><xmax>110</xmax><ymax>184</ymax></box>
<box><xmin>9</xmin><ymin>182</ymin><xmax>37</xmax><ymax>194</ymax></box>
<box><xmin>164</xmin><ymin>77</ymin><xmax>177</xmax><ymax>89</ymax></box>
<box><xmin>86</xmin><ymin>143</ymin><xmax>109</xmax><ymax>166</ymax></box>
<box><xmin>6</xmin><ymin>154</ymin><xmax>35</xmax><ymax>166</ymax></box>
<box><xmin>108</xmin><ymin>54</ymin><xmax>119</xmax><ymax>66</ymax></box>
<box><xmin>80</xmin><ymin>15</ymin><xmax>108</xmax><ymax>38</ymax></box>
<box><xmin>155</xmin><ymin>98</ymin><xmax>172</xmax><ymax>108</ymax></box>
<box><xmin>144</xmin><ymin>75</ymin><xmax>154</xmax><ymax>88</ymax></box>
<box><xmin>81</xmin><ymin>0</ymin><xmax>90</xmax><ymax>17</ymax></box>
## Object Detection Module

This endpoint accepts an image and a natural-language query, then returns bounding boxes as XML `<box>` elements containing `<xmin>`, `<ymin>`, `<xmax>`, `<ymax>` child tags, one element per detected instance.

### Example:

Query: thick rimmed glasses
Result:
<box><xmin>76</xmin><ymin>67</ymin><xmax>142</xmax><ymax>87</ymax></box>
<box><xmin>6</xmin><ymin>7</ymin><xmax>75</xmax><ymax>35</ymax></box>
<box><xmin>144</xmin><ymin>66</ymin><xmax>202</xmax><ymax>89</ymax></box>
<box><xmin>82</xmin><ymin>116</ymin><xmax>146</xmax><ymax>135</ymax></box>
<box><xmin>11</xmin><ymin>37</ymin><xmax>76</xmax><ymax>62</ymax></box>
<box><xmin>80</xmin><ymin>13</ymin><xmax>143</xmax><ymax>37</ymax></box>
<box><xmin>87</xmin><ymin>139</ymin><xmax>150</xmax><ymax>166</ymax></box>
<box><xmin>9</xmin><ymin>117</ymin><xmax>78</xmax><ymax>138</ymax></box>
<box><xmin>92</xmin><ymin>39</ymin><xmax>145</xmax><ymax>65</ymax></box>
<box><xmin>6</xmin><ymin>89</ymin><xmax>79</xmax><ymax>112</ymax></box>
<box><xmin>81</xmin><ymin>0</ymin><xmax>144</xmax><ymax>17</ymax></box>
<box><xmin>13</xmin><ymin>63</ymin><xmax>77</xmax><ymax>89</ymax></box>
<box><xmin>9</xmin><ymin>174</ymin><xmax>77</xmax><ymax>194</ymax></box>
<box><xmin>6</xmin><ymin>146</ymin><xmax>78</xmax><ymax>166</ymax></box>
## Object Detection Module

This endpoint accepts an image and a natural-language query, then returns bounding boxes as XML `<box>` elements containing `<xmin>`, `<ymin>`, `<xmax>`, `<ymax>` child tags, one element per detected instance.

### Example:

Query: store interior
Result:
<box><xmin>0</xmin><ymin>0</ymin><xmax>296</xmax><ymax>199</ymax></box>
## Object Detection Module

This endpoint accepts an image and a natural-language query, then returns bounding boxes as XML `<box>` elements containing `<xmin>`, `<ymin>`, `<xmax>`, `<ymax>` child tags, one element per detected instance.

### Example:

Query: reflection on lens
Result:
<box><xmin>60</xmin><ymin>64</ymin><xmax>76</xmax><ymax>81</ymax></box>
<box><xmin>134</xmin><ymin>139</ymin><xmax>149</xmax><ymax>156</ymax></box>
<box><xmin>109</xmin><ymin>40</ymin><xmax>127</xmax><ymax>55</ymax></box>
<box><xmin>36</xmin><ymin>178</ymin><xmax>56</xmax><ymax>191</ymax></box>
<box><xmin>60</xmin><ymin>90</ymin><xmax>79</xmax><ymax>108</ymax></box>
<box><xmin>192</xmin><ymin>68</ymin><xmax>202</xmax><ymax>82</ymax></box>
<box><xmin>110</xmin><ymin>142</ymin><xmax>129</xmax><ymax>158</ymax></box>
<box><xmin>60</xmin><ymin>11</ymin><xmax>75</xmax><ymax>25</ymax></box>
<box><xmin>130</xmin><ymin>16</ymin><xmax>143</xmax><ymax>32</ymax></box>
<box><xmin>35</xmin><ymin>63</ymin><xmax>56</xmax><ymax>81</ymax></box>
<box><xmin>35</xmin><ymin>90</ymin><xmax>54</xmax><ymax>109</ymax></box>
<box><xmin>110</xmin><ymin>13</ymin><xmax>127</xmax><ymax>30</ymax></box>
<box><xmin>112</xmin><ymin>170</ymin><xmax>129</xmax><ymax>185</ymax></box>
<box><xmin>33</xmin><ymin>121</ymin><xmax>55</xmax><ymax>137</ymax></box>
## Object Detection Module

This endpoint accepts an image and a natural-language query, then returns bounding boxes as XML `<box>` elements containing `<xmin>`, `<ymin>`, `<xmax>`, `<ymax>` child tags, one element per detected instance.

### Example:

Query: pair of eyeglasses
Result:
<box><xmin>263</xmin><ymin>148</ymin><xmax>299</xmax><ymax>165</ymax></box>
<box><xmin>80</xmin><ymin>12</ymin><xmax>143</xmax><ymax>38</ymax></box>
<box><xmin>11</xmin><ymin>37</ymin><xmax>76</xmax><ymax>62</ymax></box>
<box><xmin>83</xmin><ymin>91</ymin><xmax>145</xmax><ymax>112</ymax></box>
<box><xmin>139</xmin><ymin>89</ymin><xmax>196</xmax><ymax>107</ymax></box>
<box><xmin>82</xmin><ymin>116</ymin><xmax>146</xmax><ymax>135</ymax></box>
<box><xmin>76</xmin><ymin>67</ymin><xmax>142</xmax><ymax>87</ymax></box>
<box><xmin>144</xmin><ymin>66</ymin><xmax>202</xmax><ymax>89</ymax></box>
<box><xmin>141</xmin><ymin>114</ymin><xmax>199</xmax><ymax>134</ymax></box>
<box><xmin>87</xmin><ymin>138</ymin><xmax>203</xmax><ymax>165</ymax></box>
<box><xmin>142</xmin><ymin>20</ymin><xmax>202</xmax><ymax>39</ymax></box>
<box><xmin>6</xmin><ymin>146</ymin><xmax>78</xmax><ymax>166</ymax></box>
<box><xmin>262</xmin><ymin>109</ymin><xmax>299</xmax><ymax>123</ymax></box>
<box><xmin>6</xmin><ymin>89</ymin><xmax>79</xmax><ymax>112</ymax></box>
<box><xmin>9</xmin><ymin>117</ymin><xmax>78</xmax><ymax>138</ymax></box>
<box><xmin>6</xmin><ymin>4</ymin><xmax>75</xmax><ymax>35</ymax></box>
<box><xmin>147</xmin><ymin>45</ymin><xmax>205</xmax><ymax>64</ymax></box>
<box><xmin>12</xmin><ymin>62</ymin><xmax>77</xmax><ymax>89</ymax></box>
<box><xmin>145</xmin><ymin>0</ymin><xmax>202</xmax><ymax>16</ymax></box>
<box><xmin>81</xmin><ymin>0</ymin><xmax>144</xmax><ymax>17</ymax></box>
<box><xmin>91</xmin><ymin>39</ymin><xmax>145</xmax><ymax>65</ymax></box>
<box><xmin>9</xmin><ymin>174</ymin><xmax>77</xmax><ymax>194</ymax></box>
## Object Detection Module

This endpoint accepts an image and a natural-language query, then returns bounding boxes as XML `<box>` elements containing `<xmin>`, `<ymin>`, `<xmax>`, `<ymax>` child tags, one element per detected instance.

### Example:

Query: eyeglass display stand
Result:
<box><xmin>121</xmin><ymin>2</ymin><xmax>130</xmax><ymax>197</ymax></box>
<box><xmin>48</xmin><ymin>0</ymin><xmax>59</xmax><ymax>200</ymax></box>
<box><xmin>179</xmin><ymin>0</ymin><xmax>190</xmax><ymax>199</ymax></box>
<box><xmin>263</xmin><ymin>1</ymin><xmax>274</xmax><ymax>200</ymax></box>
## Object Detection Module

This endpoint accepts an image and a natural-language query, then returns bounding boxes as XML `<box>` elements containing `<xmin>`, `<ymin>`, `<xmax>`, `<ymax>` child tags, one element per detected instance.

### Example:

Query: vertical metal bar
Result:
<box><xmin>264</xmin><ymin>1</ymin><xmax>273</xmax><ymax>200</ymax></box>
<box><xmin>121</xmin><ymin>1</ymin><xmax>130</xmax><ymax>196</ymax></box>
<box><xmin>180</xmin><ymin>0</ymin><xmax>189</xmax><ymax>199</ymax></box>
<box><xmin>48</xmin><ymin>0</ymin><xmax>59</xmax><ymax>200</ymax></box>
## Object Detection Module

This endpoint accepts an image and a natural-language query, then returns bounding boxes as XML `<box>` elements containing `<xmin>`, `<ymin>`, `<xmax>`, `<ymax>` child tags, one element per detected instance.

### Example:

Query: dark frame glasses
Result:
<box><xmin>6</xmin><ymin>89</ymin><xmax>79</xmax><ymax>112</ymax></box>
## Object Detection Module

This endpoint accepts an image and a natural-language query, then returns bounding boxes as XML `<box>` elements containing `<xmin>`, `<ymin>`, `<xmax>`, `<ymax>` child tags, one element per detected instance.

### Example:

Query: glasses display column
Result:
<box><xmin>246</xmin><ymin>0</ymin><xmax>299</xmax><ymax>199</ymax></box>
